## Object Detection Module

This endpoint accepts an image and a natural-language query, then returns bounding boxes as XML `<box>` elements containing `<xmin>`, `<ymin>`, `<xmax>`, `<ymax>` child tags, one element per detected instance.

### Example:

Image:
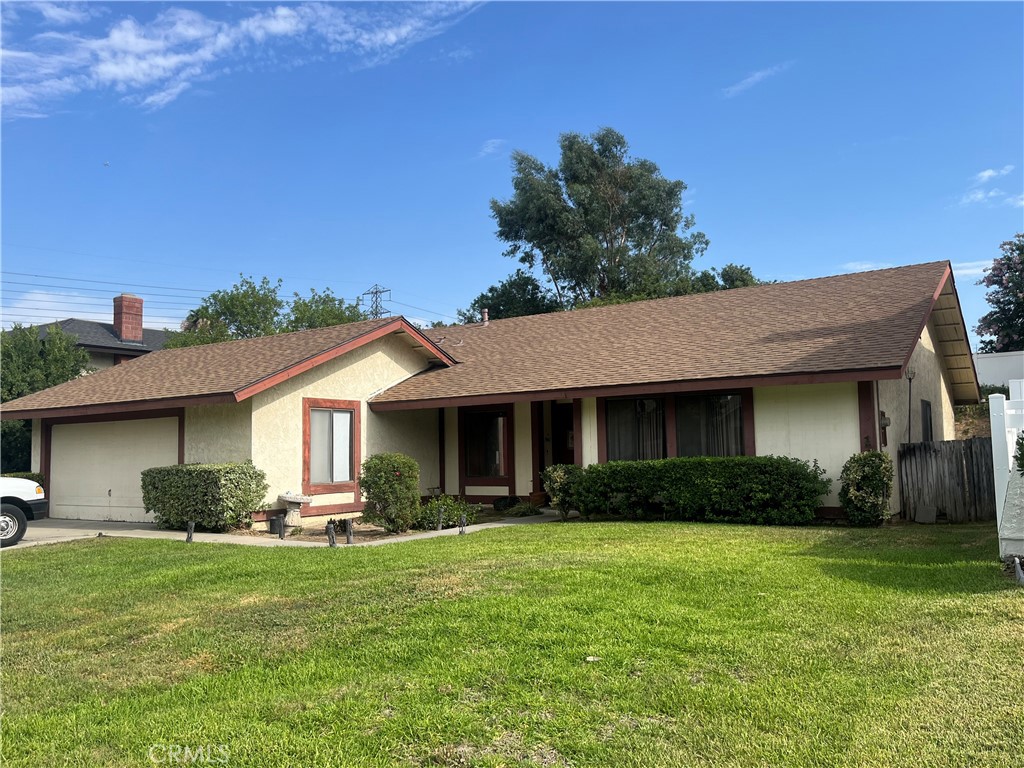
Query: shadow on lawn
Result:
<box><xmin>799</xmin><ymin>524</ymin><xmax>1009</xmax><ymax>595</ymax></box>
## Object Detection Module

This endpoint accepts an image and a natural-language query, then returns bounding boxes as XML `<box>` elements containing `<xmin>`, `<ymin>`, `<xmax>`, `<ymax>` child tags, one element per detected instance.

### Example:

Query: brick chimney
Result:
<box><xmin>113</xmin><ymin>293</ymin><xmax>144</xmax><ymax>343</ymax></box>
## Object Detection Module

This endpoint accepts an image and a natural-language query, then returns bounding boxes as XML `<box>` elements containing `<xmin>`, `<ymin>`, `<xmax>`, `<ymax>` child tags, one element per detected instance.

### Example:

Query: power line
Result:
<box><xmin>0</xmin><ymin>280</ymin><xmax>210</xmax><ymax>300</ymax></box>
<box><xmin>0</xmin><ymin>271</ymin><xmax>214</xmax><ymax>293</ymax></box>
<box><xmin>1</xmin><ymin>296</ymin><xmax>197</xmax><ymax>310</ymax></box>
<box><xmin>385</xmin><ymin>298</ymin><xmax>459</xmax><ymax>321</ymax></box>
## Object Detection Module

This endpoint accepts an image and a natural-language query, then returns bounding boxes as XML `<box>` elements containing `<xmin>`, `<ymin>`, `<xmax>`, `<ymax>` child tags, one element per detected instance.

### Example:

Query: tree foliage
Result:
<box><xmin>975</xmin><ymin>233</ymin><xmax>1024</xmax><ymax>353</ymax></box>
<box><xmin>457</xmin><ymin>269</ymin><xmax>560</xmax><ymax>323</ymax></box>
<box><xmin>1</xmin><ymin>324</ymin><xmax>91</xmax><ymax>472</ymax></box>
<box><xmin>491</xmin><ymin>127</ymin><xmax>714</xmax><ymax>308</ymax></box>
<box><xmin>166</xmin><ymin>276</ymin><xmax>366</xmax><ymax>348</ymax></box>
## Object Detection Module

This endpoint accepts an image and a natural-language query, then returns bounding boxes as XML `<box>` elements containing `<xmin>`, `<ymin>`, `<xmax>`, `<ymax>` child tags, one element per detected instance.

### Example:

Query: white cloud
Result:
<box><xmin>971</xmin><ymin>165</ymin><xmax>1014</xmax><ymax>186</ymax></box>
<box><xmin>722</xmin><ymin>61</ymin><xmax>794</xmax><ymax>98</ymax></box>
<box><xmin>1005</xmin><ymin>193</ymin><xmax>1024</xmax><ymax>208</ymax></box>
<box><xmin>476</xmin><ymin>138</ymin><xmax>505</xmax><ymax>158</ymax></box>
<box><xmin>959</xmin><ymin>188</ymin><xmax>1005</xmax><ymax>206</ymax></box>
<box><xmin>2</xmin><ymin>2</ymin><xmax>479</xmax><ymax>117</ymax></box>
<box><xmin>32</xmin><ymin>2</ymin><xmax>98</xmax><ymax>26</ymax></box>
<box><xmin>842</xmin><ymin>261</ymin><xmax>894</xmax><ymax>272</ymax></box>
<box><xmin>434</xmin><ymin>45</ymin><xmax>473</xmax><ymax>63</ymax></box>
<box><xmin>952</xmin><ymin>260</ymin><xmax>993</xmax><ymax>278</ymax></box>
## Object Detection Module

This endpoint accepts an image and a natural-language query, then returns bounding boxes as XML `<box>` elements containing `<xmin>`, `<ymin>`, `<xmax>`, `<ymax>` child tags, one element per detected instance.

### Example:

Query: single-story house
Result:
<box><xmin>1</xmin><ymin>261</ymin><xmax>979</xmax><ymax>525</ymax></box>
<box><xmin>33</xmin><ymin>293</ymin><xmax>168</xmax><ymax>370</ymax></box>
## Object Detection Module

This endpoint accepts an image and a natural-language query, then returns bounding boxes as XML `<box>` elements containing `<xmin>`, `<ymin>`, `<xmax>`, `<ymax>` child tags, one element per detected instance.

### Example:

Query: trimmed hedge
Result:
<box><xmin>358</xmin><ymin>453</ymin><xmax>421</xmax><ymax>533</ymax></box>
<box><xmin>2</xmin><ymin>472</ymin><xmax>45</xmax><ymax>488</ymax></box>
<box><xmin>839</xmin><ymin>451</ymin><xmax>894</xmax><ymax>527</ymax></box>
<box><xmin>414</xmin><ymin>495</ymin><xmax>478</xmax><ymax>530</ymax></box>
<box><xmin>141</xmin><ymin>461</ymin><xmax>268</xmax><ymax>531</ymax></box>
<box><xmin>572</xmin><ymin>456</ymin><xmax>831</xmax><ymax>525</ymax></box>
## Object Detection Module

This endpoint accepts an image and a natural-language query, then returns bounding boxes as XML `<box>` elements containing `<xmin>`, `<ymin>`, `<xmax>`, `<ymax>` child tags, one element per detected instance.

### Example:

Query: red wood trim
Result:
<box><xmin>740</xmin><ymin>388</ymin><xmax>755</xmax><ymax>456</ymax></box>
<box><xmin>531</xmin><ymin>401</ymin><xmax>543</xmax><ymax>492</ymax></box>
<box><xmin>368</xmin><ymin>366</ymin><xmax>905</xmax><ymax>412</ymax></box>
<box><xmin>232</xmin><ymin>319</ymin><xmax>454</xmax><ymax>403</ymax></box>
<box><xmin>857</xmin><ymin>381</ymin><xmax>878</xmax><ymax>451</ymax></box>
<box><xmin>596</xmin><ymin>398</ymin><xmax>608</xmax><ymax>464</ymax></box>
<box><xmin>301</xmin><ymin>398</ymin><xmax>361</xmax><ymax>496</ymax></box>
<box><xmin>664</xmin><ymin>396</ymin><xmax>678</xmax><ymax>458</ymax></box>
<box><xmin>177</xmin><ymin>413</ymin><xmax>185</xmax><ymax>464</ymax></box>
<box><xmin>2</xmin><ymin>394</ymin><xmax>235</xmax><ymax>421</ymax></box>
<box><xmin>35</xmin><ymin>408</ymin><xmax>186</xmax><ymax>426</ymax></box>
<box><xmin>437</xmin><ymin>408</ymin><xmax>446</xmax><ymax>494</ymax></box>
<box><xmin>457</xmin><ymin>403</ymin><xmax>515</xmax><ymax>490</ymax></box>
<box><xmin>40</xmin><ymin>421</ymin><xmax>51</xmax><ymax>488</ymax></box>
<box><xmin>572</xmin><ymin>399</ymin><xmax>583</xmax><ymax>466</ymax></box>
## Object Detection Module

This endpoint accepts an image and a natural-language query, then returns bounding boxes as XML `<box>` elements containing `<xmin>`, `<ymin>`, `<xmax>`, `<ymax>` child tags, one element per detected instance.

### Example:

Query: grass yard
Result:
<box><xmin>1</xmin><ymin>523</ymin><xmax>1021</xmax><ymax>767</ymax></box>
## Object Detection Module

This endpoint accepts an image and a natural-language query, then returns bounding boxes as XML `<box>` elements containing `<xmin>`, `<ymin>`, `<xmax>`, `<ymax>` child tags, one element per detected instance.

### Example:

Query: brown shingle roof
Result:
<box><xmin>371</xmin><ymin>261</ymin><xmax>962</xmax><ymax>407</ymax></box>
<box><xmin>1</xmin><ymin>317</ymin><xmax>446</xmax><ymax>418</ymax></box>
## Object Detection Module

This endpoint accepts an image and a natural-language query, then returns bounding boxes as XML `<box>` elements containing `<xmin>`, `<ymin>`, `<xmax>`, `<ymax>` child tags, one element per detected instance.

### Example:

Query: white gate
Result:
<box><xmin>990</xmin><ymin>379</ymin><xmax>1024</xmax><ymax>558</ymax></box>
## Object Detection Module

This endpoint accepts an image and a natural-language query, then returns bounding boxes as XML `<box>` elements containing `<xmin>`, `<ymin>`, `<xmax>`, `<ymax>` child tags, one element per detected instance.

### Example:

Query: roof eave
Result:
<box><xmin>369</xmin><ymin>365</ymin><xmax>905</xmax><ymax>412</ymax></box>
<box><xmin>0</xmin><ymin>393</ymin><xmax>237</xmax><ymax>421</ymax></box>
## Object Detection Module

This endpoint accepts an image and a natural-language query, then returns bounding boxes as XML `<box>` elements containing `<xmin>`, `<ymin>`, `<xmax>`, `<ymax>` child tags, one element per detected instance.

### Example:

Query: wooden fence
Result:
<box><xmin>898</xmin><ymin>437</ymin><xmax>996</xmax><ymax>523</ymax></box>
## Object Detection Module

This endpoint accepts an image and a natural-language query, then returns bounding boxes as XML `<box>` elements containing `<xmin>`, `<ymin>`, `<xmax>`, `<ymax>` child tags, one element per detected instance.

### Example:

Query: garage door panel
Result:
<box><xmin>50</xmin><ymin>418</ymin><xmax>179</xmax><ymax>522</ymax></box>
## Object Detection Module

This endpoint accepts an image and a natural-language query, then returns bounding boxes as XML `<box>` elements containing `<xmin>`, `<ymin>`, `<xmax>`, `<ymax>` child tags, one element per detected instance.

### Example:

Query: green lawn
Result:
<box><xmin>2</xmin><ymin>523</ymin><xmax>1021</xmax><ymax>767</ymax></box>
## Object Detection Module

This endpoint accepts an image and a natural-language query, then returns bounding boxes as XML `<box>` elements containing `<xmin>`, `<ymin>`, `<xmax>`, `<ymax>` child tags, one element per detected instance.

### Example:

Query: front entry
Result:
<box><xmin>550</xmin><ymin>402</ymin><xmax>575</xmax><ymax>467</ymax></box>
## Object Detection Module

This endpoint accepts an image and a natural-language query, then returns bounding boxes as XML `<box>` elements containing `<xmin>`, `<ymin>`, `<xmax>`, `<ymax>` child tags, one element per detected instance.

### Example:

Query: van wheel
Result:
<box><xmin>0</xmin><ymin>503</ymin><xmax>28</xmax><ymax>548</ymax></box>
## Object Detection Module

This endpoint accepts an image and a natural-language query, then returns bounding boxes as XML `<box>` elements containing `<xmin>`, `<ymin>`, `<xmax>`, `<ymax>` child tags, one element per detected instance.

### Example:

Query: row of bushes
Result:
<box><xmin>542</xmin><ymin>451</ymin><xmax>895</xmax><ymax>527</ymax></box>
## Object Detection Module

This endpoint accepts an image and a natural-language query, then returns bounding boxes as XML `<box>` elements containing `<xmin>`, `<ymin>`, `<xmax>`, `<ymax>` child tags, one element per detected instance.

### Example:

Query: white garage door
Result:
<box><xmin>50</xmin><ymin>418</ymin><xmax>179</xmax><ymax>522</ymax></box>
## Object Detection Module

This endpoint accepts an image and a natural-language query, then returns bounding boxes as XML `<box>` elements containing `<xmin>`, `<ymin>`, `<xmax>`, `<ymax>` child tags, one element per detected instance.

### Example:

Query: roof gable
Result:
<box><xmin>2</xmin><ymin>317</ymin><xmax>452</xmax><ymax>419</ymax></box>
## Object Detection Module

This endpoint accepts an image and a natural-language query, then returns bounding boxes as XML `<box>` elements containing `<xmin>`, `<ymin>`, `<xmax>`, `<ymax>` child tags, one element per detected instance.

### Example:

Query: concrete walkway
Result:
<box><xmin>12</xmin><ymin>511</ymin><xmax>563</xmax><ymax>551</ymax></box>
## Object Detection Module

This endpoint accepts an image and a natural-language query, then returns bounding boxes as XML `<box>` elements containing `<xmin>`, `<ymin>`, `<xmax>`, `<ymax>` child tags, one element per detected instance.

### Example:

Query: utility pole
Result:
<box><xmin>362</xmin><ymin>284</ymin><xmax>391</xmax><ymax>319</ymax></box>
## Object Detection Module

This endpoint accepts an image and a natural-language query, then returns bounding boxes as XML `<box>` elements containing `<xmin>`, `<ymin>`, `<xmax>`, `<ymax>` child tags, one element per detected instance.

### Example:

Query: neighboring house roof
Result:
<box><xmin>370</xmin><ymin>261</ymin><xmax>979</xmax><ymax>409</ymax></box>
<box><xmin>2</xmin><ymin>317</ymin><xmax>452</xmax><ymax>419</ymax></box>
<box><xmin>36</xmin><ymin>319</ymin><xmax>168</xmax><ymax>355</ymax></box>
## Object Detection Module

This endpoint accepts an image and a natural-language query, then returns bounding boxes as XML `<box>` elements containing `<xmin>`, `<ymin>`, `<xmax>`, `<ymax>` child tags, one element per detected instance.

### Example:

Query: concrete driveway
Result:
<box><xmin>11</xmin><ymin>512</ymin><xmax>563</xmax><ymax>550</ymax></box>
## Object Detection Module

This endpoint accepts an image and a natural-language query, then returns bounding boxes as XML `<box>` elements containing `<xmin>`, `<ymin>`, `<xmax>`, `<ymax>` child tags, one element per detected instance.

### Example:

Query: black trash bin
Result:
<box><xmin>268</xmin><ymin>515</ymin><xmax>285</xmax><ymax>536</ymax></box>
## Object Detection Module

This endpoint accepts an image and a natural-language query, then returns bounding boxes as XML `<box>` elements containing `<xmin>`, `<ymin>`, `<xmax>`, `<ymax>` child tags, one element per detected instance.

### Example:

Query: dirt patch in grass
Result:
<box><xmin>425</xmin><ymin>732</ymin><xmax>572</xmax><ymax>767</ymax></box>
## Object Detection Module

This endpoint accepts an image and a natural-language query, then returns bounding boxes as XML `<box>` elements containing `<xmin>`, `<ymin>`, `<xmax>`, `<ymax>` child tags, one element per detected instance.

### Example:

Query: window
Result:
<box><xmin>676</xmin><ymin>394</ymin><xmax>744</xmax><ymax>457</ymax></box>
<box><xmin>606</xmin><ymin>398</ymin><xmax>665</xmax><ymax>461</ymax></box>
<box><xmin>921</xmin><ymin>400</ymin><xmax>933</xmax><ymax>442</ymax></box>
<box><xmin>464</xmin><ymin>409</ymin><xmax>509</xmax><ymax>479</ymax></box>
<box><xmin>303</xmin><ymin>399</ymin><xmax>359</xmax><ymax>493</ymax></box>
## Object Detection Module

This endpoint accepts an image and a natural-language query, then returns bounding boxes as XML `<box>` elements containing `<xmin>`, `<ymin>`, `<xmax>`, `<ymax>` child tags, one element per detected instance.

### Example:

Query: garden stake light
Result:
<box><xmin>186</xmin><ymin>521</ymin><xmax>194</xmax><ymax>544</ymax></box>
<box><xmin>345</xmin><ymin>518</ymin><xmax>354</xmax><ymax>545</ymax></box>
<box><xmin>459</xmin><ymin>512</ymin><xmax>466</xmax><ymax>535</ymax></box>
<box><xmin>326</xmin><ymin>522</ymin><xmax>337</xmax><ymax>548</ymax></box>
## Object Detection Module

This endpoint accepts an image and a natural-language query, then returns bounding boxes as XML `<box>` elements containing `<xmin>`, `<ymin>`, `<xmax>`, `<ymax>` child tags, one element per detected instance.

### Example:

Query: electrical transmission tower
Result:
<box><xmin>362</xmin><ymin>284</ymin><xmax>391</xmax><ymax>319</ymax></box>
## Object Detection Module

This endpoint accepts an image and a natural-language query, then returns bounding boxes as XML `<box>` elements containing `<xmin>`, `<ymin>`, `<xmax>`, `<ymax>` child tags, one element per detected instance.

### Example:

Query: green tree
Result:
<box><xmin>1</xmin><ymin>324</ymin><xmax>91</xmax><ymax>472</ymax></box>
<box><xmin>457</xmin><ymin>269</ymin><xmax>561</xmax><ymax>323</ymax></box>
<box><xmin>975</xmin><ymin>233</ymin><xmax>1024</xmax><ymax>353</ymax></box>
<box><xmin>490</xmin><ymin>127</ymin><xmax>711</xmax><ymax>308</ymax></box>
<box><xmin>166</xmin><ymin>276</ymin><xmax>366</xmax><ymax>348</ymax></box>
<box><xmin>285</xmin><ymin>288</ymin><xmax>366</xmax><ymax>331</ymax></box>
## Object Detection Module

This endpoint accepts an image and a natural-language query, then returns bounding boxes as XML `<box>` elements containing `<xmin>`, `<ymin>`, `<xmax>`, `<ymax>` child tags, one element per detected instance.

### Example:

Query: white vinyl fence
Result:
<box><xmin>990</xmin><ymin>379</ymin><xmax>1024</xmax><ymax>558</ymax></box>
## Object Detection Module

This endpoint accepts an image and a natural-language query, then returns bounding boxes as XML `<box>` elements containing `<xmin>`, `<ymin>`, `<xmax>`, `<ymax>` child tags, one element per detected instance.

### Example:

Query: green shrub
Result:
<box><xmin>839</xmin><ymin>451</ymin><xmax>895</xmax><ymax>527</ymax></box>
<box><xmin>414</xmin><ymin>495</ymin><xmax>478</xmax><ymax>530</ymax></box>
<box><xmin>505</xmin><ymin>501</ymin><xmax>543</xmax><ymax>517</ymax></box>
<box><xmin>141</xmin><ymin>461</ymin><xmax>268</xmax><ymax>531</ymax></box>
<box><xmin>2</xmin><ymin>471</ymin><xmax>45</xmax><ymax>488</ymax></box>
<box><xmin>492</xmin><ymin>495</ymin><xmax>521</xmax><ymax>513</ymax></box>
<box><xmin>573</xmin><ymin>456</ymin><xmax>831</xmax><ymax>525</ymax></box>
<box><xmin>541</xmin><ymin>464</ymin><xmax>585</xmax><ymax>521</ymax></box>
<box><xmin>358</xmin><ymin>453</ymin><xmax>420</xmax><ymax>533</ymax></box>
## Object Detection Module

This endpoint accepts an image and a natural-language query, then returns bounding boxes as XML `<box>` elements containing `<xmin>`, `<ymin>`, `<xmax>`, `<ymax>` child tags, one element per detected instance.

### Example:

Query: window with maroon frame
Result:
<box><xmin>675</xmin><ymin>394</ymin><xmax>744</xmax><ymax>457</ymax></box>
<box><xmin>606</xmin><ymin>398</ymin><xmax>666</xmax><ymax>461</ymax></box>
<box><xmin>463</xmin><ymin>410</ymin><xmax>508</xmax><ymax>479</ymax></box>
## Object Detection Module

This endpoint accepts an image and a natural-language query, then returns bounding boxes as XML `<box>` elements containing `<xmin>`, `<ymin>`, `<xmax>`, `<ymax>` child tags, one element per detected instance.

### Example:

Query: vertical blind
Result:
<box><xmin>310</xmin><ymin>408</ymin><xmax>353</xmax><ymax>484</ymax></box>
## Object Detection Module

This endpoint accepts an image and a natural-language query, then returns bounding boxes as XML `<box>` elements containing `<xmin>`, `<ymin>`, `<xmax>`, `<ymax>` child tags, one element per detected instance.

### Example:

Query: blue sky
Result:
<box><xmin>2</xmin><ymin>1</ymin><xmax>1022</xmax><ymax>346</ymax></box>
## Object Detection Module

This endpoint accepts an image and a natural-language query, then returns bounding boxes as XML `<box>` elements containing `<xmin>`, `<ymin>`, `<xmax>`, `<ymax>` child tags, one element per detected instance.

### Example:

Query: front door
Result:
<box><xmin>550</xmin><ymin>402</ymin><xmax>575</xmax><ymax>466</ymax></box>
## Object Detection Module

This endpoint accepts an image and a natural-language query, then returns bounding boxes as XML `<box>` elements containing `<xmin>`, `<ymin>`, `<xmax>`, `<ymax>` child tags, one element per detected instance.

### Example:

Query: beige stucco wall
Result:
<box><xmin>878</xmin><ymin>317</ymin><xmax>957</xmax><ymax>513</ymax></box>
<box><xmin>48</xmin><ymin>417</ymin><xmax>179</xmax><ymax>522</ymax></box>
<box><xmin>184</xmin><ymin>402</ymin><xmax>252</xmax><ymax>464</ymax></box>
<box><xmin>513</xmin><ymin>402</ymin><xmax>534</xmax><ymax>496</ymax></box>
<box><xmin>249</xmin><ymin>334</ymin><xmax>433</xmax><ymax>508</ymax></box>
<box><xmin>581</xmin><ymin>397</ymin><xmax>599</xmax><ymax>467</ymax></box>
<box><xmin>369</xmin><ymin>408</ymin><xmax>439</xmax><ymax>492</ymax></box>
<box><xmin>443</xmin><ymin>407</ymin><xmax>459</xmax><ymax>494</ymax></box>
<box><xmin>754</xmin><ymin>383</ymin><xmax>860</xmax><ymax>506</ymax></box>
